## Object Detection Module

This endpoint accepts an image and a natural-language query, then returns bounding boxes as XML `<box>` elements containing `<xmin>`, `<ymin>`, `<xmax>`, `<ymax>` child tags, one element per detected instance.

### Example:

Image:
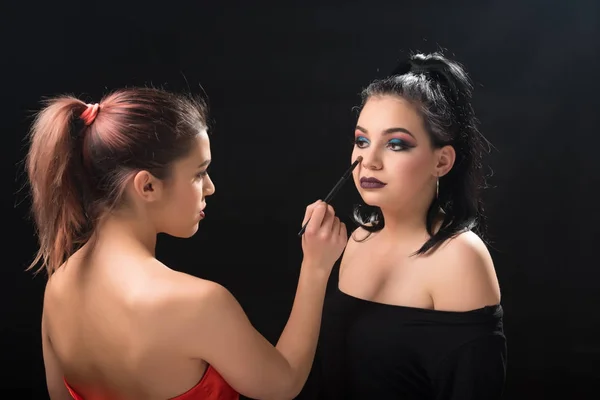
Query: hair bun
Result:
<box><xmin>392</xmin><ymin>53</ymin><xmax>473</xmax><ymax>109</ymax></box>
<box><xmin>389</xmin><ymin>60</ymin><xmax>412</xmax><ymax>77</ymax></box>
<box><xmin>390</xmin><ymin>53</ymin><xmax>447</xmax><ymax>77</ymax></box>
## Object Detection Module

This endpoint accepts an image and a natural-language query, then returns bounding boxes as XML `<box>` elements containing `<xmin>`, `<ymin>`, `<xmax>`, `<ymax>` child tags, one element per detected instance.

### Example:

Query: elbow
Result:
<box><xmin>278</xmin><ymin>384</ymin><xmax>301</xmax><ymax>400</ymax></box>
<box><xmin>263</xmin><ymin>363</ymin><xmax>302</xmax><ymax>400</ymax></box>
<box><xmin>263</xmin><ymin>390</ymin><xmax>297</xmax><ymax>400</ymax></box>
<box><xmin>282</xmin><ymin>369</ymin><xmax>308</xmax><ymax>400</ymax></box>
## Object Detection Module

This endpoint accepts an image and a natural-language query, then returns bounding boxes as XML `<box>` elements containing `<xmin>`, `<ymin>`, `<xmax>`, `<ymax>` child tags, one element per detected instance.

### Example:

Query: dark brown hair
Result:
<box><xmin>26</xmin><ymin>87</ymin><xmax>208</xmax><ymax>275</ymax></box>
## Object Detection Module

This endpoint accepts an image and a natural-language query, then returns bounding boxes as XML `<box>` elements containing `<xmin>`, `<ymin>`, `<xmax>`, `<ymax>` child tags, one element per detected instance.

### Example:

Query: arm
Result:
<box><xmin>190</xmin><ymin>267</ymin><xmax>329</xmax><ymax>400</ymax></box>
<box><xmin>180</xmin><ymin>201</ymin><xmax>345</xmax><ymax>400</ymax></box>
<box><xmin>433</xmin><ymin>334</ymin><xmax>507</xmax><ymax>400</ymax></box>
<box><xmin>41</xmin><ymin>309</ymin><xmax>73</xmax><ymax>400</ymax></box>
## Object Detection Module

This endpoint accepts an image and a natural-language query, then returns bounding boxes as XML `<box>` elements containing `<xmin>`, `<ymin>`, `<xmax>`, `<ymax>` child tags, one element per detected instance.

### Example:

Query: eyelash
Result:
<box><xmin>354</xmin><ymin>136</ymin><xmax>411</xmax><ymax>151</ymax></box>
<box><xmin>196</xmin><ymin>170</ymin><xmax>209</xmax><ymax>179</ymax></box>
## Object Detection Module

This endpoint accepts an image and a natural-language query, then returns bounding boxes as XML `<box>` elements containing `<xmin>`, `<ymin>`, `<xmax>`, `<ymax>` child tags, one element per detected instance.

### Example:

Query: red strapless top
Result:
<box><xmin>64</xmin><ymin>365</ymin><xmax>239</xmax><ymax>400</ymax></box>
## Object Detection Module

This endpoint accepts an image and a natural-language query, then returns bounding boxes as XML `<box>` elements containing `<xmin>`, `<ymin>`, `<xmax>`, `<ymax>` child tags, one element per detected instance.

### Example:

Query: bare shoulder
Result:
<box><xmin>146</xmin><ymin>262</ymin><xmax>296</xmax><ymax>399</ymax></box>
<box><xmin>143</xmin><ymin>262</ymin><xmax>235</xmax><ymax>320</ymax></box>
<box><xmin>347</xmin><ymin>227</ymin><xmax>364</xmax><ymax>249</ymax></box>
<box><xmin>340</xmin><ymin>227</ymin><xmax>371</xmax><ymax>270</ymax></box>
<box><xmin>172</xmin><ymin>272</ymin><xmax>238</xmax><ymax>319</ymax></box>
<box><xmin>428</xmin><ymin>231</ymin><xmax>501</xmax><ymax>312</ymax></box>
<box><xmin>134</xmin><ymin>261</ymin><xmax>245</xmax><ymax>354</ymax></box>
<box><xmin>40</xmin><ymin>273</ymin><xmax>73</xmax><ymax>400</ymax></box>
<box><xmin>347</xmin><ymin>226</ymin><xmax>377</xmax><ymax>249</ymax></box>
<box><xmin>350</xmin><ymin>225</ymin><xmax>375</xmax><ymax>240</ymax></box>
<box><xmin>436</xmin><ymin>230</ymin><xmax>494</xmax><ymax>268</ymax></box>
<box><xmin>42</xmin><ymin>268</ymin><xmax>68</xmax><ymax>312</ymax></box>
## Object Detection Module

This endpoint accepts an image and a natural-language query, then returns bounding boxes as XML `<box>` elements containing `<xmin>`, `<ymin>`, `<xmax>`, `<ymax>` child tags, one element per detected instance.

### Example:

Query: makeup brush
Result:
<box><xmin>297</xmin><ymin>156</ymin><xmax>363</xmax><ymax>236</ymax></box>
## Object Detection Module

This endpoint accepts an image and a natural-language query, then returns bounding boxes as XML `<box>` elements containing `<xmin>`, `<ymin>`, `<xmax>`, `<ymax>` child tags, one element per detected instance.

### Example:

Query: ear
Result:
<box><xmin>434</xmin><ymin>145</ymin><xmax>456</xmax><ymax>177</ymax></box>
<box><xmin>131</xmin><ymin>170</ymin><xmax>163</xmax><ymax>203</ymax></box>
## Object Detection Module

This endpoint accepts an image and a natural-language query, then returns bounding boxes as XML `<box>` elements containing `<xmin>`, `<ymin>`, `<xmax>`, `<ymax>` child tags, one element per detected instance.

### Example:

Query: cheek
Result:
<box><xmin>190</xmin><ymin>181</ymin><xmax>203</xmax><ymax>200</ymax></box>
<box><xmin>390</xmin><ymin>151</ymin><xmax>432</xmax><ymax>180</ymax></box>
<box><xmin>351</xmin><ymin>148</ymin><xmax>361</xmax><ymax>185</ymax></box>
<box><xmin>352</xmin><ymin>168</ymin><xmax>359</xmax><ymax>188</ymax></box>
<box><xmin>172</xmin><ymin>182</ymin><xmax>202</xmax><ymax>207</ymax></box>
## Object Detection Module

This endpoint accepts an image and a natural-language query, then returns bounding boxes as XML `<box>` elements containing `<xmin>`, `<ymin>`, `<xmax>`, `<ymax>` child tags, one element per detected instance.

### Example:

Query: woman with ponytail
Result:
<box><xmin>27</xmin><ymin>88</ymin><xmax>348</xmax><ymax>399</ymax></box>
<box><xmin>300</xmin><ymin>52</ymin><xmax>507</xmax><ymax>399</ymax></box>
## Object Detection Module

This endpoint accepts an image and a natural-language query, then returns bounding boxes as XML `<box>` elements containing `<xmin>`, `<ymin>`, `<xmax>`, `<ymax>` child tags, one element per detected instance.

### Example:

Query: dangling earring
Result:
<box><xmin>436</xmin><ymin>175</ymin><xmax>439</xmax><ymax>200</ymax></box>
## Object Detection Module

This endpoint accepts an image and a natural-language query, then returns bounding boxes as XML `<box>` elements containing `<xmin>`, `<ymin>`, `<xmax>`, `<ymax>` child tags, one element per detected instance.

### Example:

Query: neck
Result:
<box><xmin>377</xmin><ymin>201</ymin><xmax>435</xmax><ymax>244</ymax></box>
<box><xmin>92</xmin><ymin>211</ymin><xmax>158</xmax><ymax>257</ymax></box>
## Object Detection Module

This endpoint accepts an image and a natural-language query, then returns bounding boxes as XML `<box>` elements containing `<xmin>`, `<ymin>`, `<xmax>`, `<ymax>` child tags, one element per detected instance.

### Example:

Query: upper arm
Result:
<box><xmin>430</xmin><ymin>232</ymin><xmax>501</xmax><ymax>312</ymax></box>
<box><xmin>182</xmin><ymin>281</ymin><xmax>293</xmax><ymax>400</ymax></box>
<box><xmin>433</xmin><ymin>335</ymin><xmax>507</xmax><ymax>400</ymax></box>
<box><xmin>41</xmin><ymin>308</ymin><xmax>73</xmax><ymax>400</ymax></box>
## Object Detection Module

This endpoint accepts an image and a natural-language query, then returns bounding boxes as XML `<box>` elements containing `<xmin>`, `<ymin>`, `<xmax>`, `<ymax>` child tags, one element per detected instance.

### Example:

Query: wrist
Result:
<box><xmin>299</xmin><ymin>260</ymin><xmax>331</xmax><ymax>282</ymax></box>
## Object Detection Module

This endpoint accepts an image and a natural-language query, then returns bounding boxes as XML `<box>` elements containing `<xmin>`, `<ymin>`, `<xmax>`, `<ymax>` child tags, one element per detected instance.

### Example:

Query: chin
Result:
<box><xmin>359</xmin><ymin>192</ymin><xmax>384</xmax><ymax>207</ymax></box>
<box><xmin>167</xmin><ymin>224</ymin><xmax>200</xmax><ymax>239</ymax></box>
<box><xmin>360</xmin><ymin>196</ymin><xmax>401</xmax><ymax>213</ymax></box>
<box><xmin>185</xmin><ymin>224</ymin><xmax>200</xmax><ymax>237</ymax></box>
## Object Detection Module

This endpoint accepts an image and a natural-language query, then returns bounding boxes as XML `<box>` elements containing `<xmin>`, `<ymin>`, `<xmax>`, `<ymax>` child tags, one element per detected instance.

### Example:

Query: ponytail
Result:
<box><xmin>26</xmin><ymin>87</ymin><xmax>211</xmax><ymax>275</ymax></box>
<box><xmin>26</xmin><ymin>97</ymin><xmax>90</xmax><ymax>275</ymax></box>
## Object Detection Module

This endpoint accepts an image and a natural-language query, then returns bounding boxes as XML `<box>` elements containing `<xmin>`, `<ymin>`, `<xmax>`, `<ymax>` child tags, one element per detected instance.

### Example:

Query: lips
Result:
<box><xmin>359</xmin><ymin>177</ymin><xmax>386</xmax><ymax>189</ymax></box>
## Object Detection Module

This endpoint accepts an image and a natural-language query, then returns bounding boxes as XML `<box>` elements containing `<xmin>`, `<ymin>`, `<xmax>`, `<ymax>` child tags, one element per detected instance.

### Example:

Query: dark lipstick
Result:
<box><xmin>360</xmin><ymin>177</ymin><xmax>386</xmax><ymax>189</ymax></box>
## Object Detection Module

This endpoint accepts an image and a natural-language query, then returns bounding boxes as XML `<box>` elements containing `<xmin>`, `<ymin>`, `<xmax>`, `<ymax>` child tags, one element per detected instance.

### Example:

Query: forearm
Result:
<box><xmin>275</xmin><ymin>263</ymin><xmax>329</xmax><ymax>397</ymax></box>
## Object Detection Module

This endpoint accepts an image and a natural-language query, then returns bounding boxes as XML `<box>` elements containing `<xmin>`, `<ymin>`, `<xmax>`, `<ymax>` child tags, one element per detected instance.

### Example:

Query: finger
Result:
<box><xmin>301</xmin><ymin>200</ymin><xmax>321</xmax><ymax>226</ymax></box>
<box><xmin>319</xmin><ymin>204</ymin><xmax>335</xmax><ymax>236</ymax></box>
<box><xmin>305</xmin><ymin>202</ymin><xmax>327</xmax><ymax>235</ymax></box>
<box><xmin>332</xmin><ymin>216</ymin><xmax>341</xmax><ymax>236</ymax></box>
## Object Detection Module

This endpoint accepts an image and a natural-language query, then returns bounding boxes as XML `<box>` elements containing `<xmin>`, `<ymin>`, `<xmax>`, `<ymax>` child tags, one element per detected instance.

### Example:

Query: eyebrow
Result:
<box><xmin>356</xmin><ymin>125</ymin><xmax>415</xmax><ymax>138</ymax></box>
<box><xmin>198</xmin><ymin>159</ymin><xmax>211</xmax><ymax>168</ymax></box>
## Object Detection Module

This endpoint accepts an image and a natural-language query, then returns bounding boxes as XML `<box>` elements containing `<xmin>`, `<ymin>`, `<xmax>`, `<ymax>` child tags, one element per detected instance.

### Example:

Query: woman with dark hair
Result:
<box><xmin>301</xmin><ymin>52</ymin><xmax>506</xmax><ymax>399</ymax></box>
<box><xmin>26</xmin><ymin>87</ymin><xmax>348</xmax><ymax>400</ymax></box>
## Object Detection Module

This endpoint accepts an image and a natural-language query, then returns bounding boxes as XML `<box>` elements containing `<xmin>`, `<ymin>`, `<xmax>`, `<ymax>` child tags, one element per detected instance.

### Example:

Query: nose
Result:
<box><xmin>204</xmin><ymin>174</ymin><xmax>215</xmax><ymax>196</ymax></box>
<box><xmin>360</xmin><ymin>148</ymin><xmax>383</xmax><ymax>170</ymax></box>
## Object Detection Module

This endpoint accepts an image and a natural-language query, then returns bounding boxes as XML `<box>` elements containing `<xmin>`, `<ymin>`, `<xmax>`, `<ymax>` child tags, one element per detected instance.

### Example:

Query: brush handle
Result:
<box><xmin>297</xmin><ymin>157</ymin><xmax>362</xmax><ymax>237</ymax></box>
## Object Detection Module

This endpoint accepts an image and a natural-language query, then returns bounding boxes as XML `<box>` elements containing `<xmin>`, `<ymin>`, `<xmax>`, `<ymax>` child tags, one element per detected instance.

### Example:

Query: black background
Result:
<box><xmin>3</xmin><ymin>1</ymin><xmax>599</xmax><ymax>398</ymax></box>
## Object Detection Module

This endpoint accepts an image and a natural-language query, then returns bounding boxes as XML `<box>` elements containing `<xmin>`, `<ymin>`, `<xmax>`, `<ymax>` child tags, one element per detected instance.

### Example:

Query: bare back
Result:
<box><xmin>43</xmin><ymin>246</ymin><xmax>209</xmax><ymax>400</ymax></box>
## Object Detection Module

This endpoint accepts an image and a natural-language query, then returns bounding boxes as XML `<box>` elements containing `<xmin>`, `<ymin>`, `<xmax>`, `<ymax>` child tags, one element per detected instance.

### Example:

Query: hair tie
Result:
<box><xmin>80</xmin><ymin>103</ymin><xmax>100</xmax><ymax>126</ymax></box>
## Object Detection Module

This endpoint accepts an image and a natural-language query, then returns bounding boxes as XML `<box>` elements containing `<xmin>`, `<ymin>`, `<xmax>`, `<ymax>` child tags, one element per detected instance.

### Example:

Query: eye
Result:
<box><xmin>354</xmin><ymin>136</ymin><xmax>369</xmax><ymax>148</ymax></box>
<box><xmin>387</xmin><ymin>138</ymin><xmax>410</xmax><ymax>151</ymax></box>
<box><xmin>196</xmin><ymin>169</ymin><xmax>209</xmax><ymax>179</ymax></box>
